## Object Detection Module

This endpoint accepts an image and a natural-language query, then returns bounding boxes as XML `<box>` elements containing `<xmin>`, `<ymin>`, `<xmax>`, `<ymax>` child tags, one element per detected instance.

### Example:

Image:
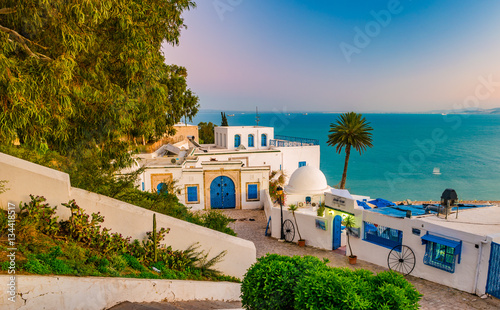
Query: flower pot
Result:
<box><xmin>348</xmin><ymin>255</ymin><xmax>357</xmax><ymax>265</ymax></box>
<box><xmin>298</xmin><ymin>239</ymin><xmax>306</xmax><ymax>247</ymax></box>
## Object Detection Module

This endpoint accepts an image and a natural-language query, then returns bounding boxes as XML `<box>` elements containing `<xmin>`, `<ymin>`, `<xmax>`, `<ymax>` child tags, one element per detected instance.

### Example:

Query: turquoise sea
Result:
<box><xmin>192</xmin><ymin>112</ymin><xmax>500</xmax><ymax>201</ymax></box>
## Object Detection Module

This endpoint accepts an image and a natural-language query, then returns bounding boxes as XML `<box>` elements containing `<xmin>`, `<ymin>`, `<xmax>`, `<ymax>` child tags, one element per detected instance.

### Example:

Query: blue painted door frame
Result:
<box><xmin>486</xmin><ymin>242</ymin><xmax>500</xmax><ymax>299</ymax></box>
<box><xmin>332</xmin><ymin>215</ymin><xmax>342</xmax><ymax>250</ymax></box>
<box><xmin>210</xmin><ymin>176</ymin><xmax>236</xmax><ymax>209</ymax></box>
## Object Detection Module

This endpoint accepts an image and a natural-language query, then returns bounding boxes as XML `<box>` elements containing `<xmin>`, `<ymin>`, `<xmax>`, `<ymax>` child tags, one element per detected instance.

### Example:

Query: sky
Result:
<box><xmin>162</xmin><ymin>0</ymin><xmax>500</xmax><ymax>113</ymax></box>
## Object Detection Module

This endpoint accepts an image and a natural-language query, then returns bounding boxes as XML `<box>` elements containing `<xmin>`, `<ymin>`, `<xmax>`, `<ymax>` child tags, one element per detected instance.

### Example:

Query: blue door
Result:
<box><xmin>210</xmin><ymin>176</ymin><xmax>236</xmax><ymax>209</ymax></box>
<box><xmin>332</xmin><ymin>215</ymin><xmax>342</xmax><ymax>250</ymax></box>
<box><xmin>486</xmin><ymin>242</ymin><xmax>500</xmax><ymax>299</ymax></box>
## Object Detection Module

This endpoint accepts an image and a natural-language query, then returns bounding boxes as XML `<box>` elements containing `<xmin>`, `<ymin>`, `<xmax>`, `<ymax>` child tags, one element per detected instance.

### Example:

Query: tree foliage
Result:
<box><xmin>0</xmin><ymin>0</ymin><xmax>199</xmax><ymax>165</ymax></box>
<box><xmin>220</xmin><ymin>112</ymin><xmax>228</xmax><ymax>126</ymax></box>
<box><xmin>327</xmin><ymin>112</ymin><xmax>373</xmax><ymax>189</ymax></box>
<box><xmin>198</xmin><ymin>121</ymin><xmax>215</xmax><ymax>144</ymax></box>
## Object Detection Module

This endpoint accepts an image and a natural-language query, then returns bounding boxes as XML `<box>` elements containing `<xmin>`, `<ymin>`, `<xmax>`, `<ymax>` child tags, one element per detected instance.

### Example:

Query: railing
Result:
<box><xmin>270</xmin><ymin>135</ymin><xmax>319</xmax><ymax>147</ymax></box>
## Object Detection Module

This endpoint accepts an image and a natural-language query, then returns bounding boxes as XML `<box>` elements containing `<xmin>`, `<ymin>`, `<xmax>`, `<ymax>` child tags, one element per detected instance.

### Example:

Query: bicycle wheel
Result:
<box><xmin>283</xmin><ymin>219</ymin><xmax>295</xmax><ymax>242</ymax></box>
<box><xmin>387</xmin><ymin>245</ymin><xmax>416</xmax><ymax>275</ymax></box>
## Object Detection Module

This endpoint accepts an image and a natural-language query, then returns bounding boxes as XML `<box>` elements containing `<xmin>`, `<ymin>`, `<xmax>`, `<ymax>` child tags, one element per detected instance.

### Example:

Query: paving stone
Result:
<box><xmin>223</xmin><ymin>209</ymin><xmax>500</xmax><ymax>310</ymax></box>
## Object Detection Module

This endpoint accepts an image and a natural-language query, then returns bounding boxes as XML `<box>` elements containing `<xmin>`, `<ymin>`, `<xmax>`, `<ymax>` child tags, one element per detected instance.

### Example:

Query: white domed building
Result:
<box><xmin>284</xmin><ymin>165</ymin><xmax>330</xmax><ymax>206</ymax></box>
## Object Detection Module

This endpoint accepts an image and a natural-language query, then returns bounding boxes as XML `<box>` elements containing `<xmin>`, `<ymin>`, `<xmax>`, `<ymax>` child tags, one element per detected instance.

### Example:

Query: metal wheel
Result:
<box><xmin>387</xmin><ymin>245</ymin><xmax>416</xmax><ymax>275</ymax></box>
<box><xmin>283</xmin><ymin>219</ymin><xmax>295</xmax><ymax>242</ymax></box>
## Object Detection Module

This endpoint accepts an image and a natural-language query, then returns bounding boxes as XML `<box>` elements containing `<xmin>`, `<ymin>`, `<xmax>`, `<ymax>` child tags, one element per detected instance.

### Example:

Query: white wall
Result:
<box><xmin>0</xmin><ymin>275</ymin><xmax>241</xmax><ymax>310</ymax></box>
<box><xmin>351</xmin><ymin>211</ymin><xmax>492</xmax><ymax>294</ymax></box>
<box><xmin>0</xmin><ymin>153</ymin><xmax>71</xmax><ymax>219</ymax></box>
<box><xmin>0</xmin><ymin>152</ymin><xmax>256</xmax><ymax>279</ymax></box>
<box><xmin>215</xmin><ymin>126</ymin><xmax>274</xmax><ymax>150</ymax></box>
<box><xmin>278</xmin><ymin>145</ymin><xmax>320</xmax><ymax>176</ymax></box>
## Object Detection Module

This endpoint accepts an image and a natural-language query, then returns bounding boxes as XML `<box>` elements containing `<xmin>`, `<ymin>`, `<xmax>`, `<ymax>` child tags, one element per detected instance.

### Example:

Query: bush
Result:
<box><xmin>241</xmin><ymin>254</ymin><xmax>421</xmax><ymax>310</ymax></box>
<box><xmin>240</xmin><ymin>254</ymin><xmax>329</xmax><ymax>310</ymax></box>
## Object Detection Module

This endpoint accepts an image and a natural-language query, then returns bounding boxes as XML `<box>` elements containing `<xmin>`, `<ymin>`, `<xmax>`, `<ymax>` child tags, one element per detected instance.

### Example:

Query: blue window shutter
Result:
<box><xmin>187</xmin><ymin>186</ymin><xmax>198</xmax><ymax>202</ymax></box>
<box><xmin>235</xmin><ymin>135</ymin><xmax>241</xmax><ymax>147</ymax></box>
<box><xmin>299</xmin><ymin>161</ymin><xmax>306</xmax><ymax>167</ymax></box>
<box><xmin>248</xmin><ymin>184</ymin><xmax>258</xmax><ymax>200</ymax></box>
<box><xmin>142</xmin><ymin>182</ymin><xmax>144</xmax><ymax>191</ymax></box>
<box><xmin>248</xmin><ymin>134</ymin><xmax>254</xmax><ymax>147</ymax></box>
<box><xmin>261</xmin><ymin>134</ymin><xmax>267</xmax><ymax>147</ymax></box>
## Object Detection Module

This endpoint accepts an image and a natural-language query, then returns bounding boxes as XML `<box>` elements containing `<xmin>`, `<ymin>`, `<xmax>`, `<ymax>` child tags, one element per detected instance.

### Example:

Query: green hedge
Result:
<box><xmin>241</xmin><ymin>254</ymin><xmax>421</xmax><ymax>310</ymax></box>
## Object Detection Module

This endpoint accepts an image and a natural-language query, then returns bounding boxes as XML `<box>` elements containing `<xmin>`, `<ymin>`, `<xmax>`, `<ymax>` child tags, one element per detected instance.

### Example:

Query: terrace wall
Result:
<box><xmin>0</xmin><ymin>152</ymin><xmax>256</xmax><ymax>279</ymax></box>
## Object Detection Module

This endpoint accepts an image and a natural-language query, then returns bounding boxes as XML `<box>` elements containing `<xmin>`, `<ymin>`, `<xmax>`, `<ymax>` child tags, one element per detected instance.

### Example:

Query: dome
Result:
<box><xmin>284</xmin><ymin>165</ymin><xmax>329</xmax><ymax>195</ymax></box>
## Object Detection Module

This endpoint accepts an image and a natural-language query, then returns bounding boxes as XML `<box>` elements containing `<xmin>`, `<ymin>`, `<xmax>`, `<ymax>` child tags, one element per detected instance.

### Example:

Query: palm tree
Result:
<box><xmin>327</xmin><ymin>112</ymin><xmax>373</xmax><ymax>189</ymax></box>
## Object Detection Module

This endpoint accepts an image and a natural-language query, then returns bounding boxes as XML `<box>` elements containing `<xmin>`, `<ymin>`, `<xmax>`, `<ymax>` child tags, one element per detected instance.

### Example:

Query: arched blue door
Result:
<box><xmin>332</xmin><ymin>215</ymin><xmax>342</xmax><ymax>250</ymax></box>
<box><xmin>210</xmin><ymin>176</ymin><xmax>236</xmax><ymax>209</ymax></box>
<box><xmin>157</xmin><ymin>182</ymin><xmax>168</xmax><ymax>194</ymax></box>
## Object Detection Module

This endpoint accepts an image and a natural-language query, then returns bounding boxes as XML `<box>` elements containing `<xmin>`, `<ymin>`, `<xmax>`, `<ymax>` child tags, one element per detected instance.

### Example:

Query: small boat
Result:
<box><xmin>227</xmin><ymin>114</ymin><xmax>235</xmax><ymax>117</ymax></box>
<box><xmin>303</xmin><ymin>113</ymin><xmax>308</xmax><ymax>115</ymax></box>
<box><xmin>433</xmin><ymin>167</ymin><xmax>441</xmax><ymax>175</ymax></box>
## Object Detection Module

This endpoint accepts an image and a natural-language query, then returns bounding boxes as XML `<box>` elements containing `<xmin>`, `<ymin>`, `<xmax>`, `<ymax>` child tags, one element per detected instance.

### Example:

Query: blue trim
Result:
<box><xmin>234</xmin><ymin>135</ymin><xmax>241</xmax><ymax>147</ymax></box>
<box><xmin>261</xmin><ymin>134</ymin><xmax>267</xmax><ymax>147</ymax></box>
<box><xmin>187</xmin><ymin>186</ymin><xmax>198</xmax><ymax>202</ymax></box>
<box><xmin>248</xmin><ymin>134</ymin><xmax>254</xmax><ymax>147</ymax></box>
<box><xmin>247</xmin><ymin>184</ymin><xmax>258</xmax><ymax>200</ymax></box>
<box><xmin>422</xmin><ymin>232</ymin><xmax>462</xmax><ymax>273</ymax></box>
<box><xmin>486</xmin><ymin>242</ymin><xmax>500</xmax><ymax>298</ymax></box>
<box><xmin>298</xmin><ymin>161</ymin><xmax>306</xmax><ymax>168</ymax></box>
<box><xmin>363</xmin><ymin>221</ymin><xmax>403</xmax><ymax>251</ymax></box>
<box><xmin>141</xmin><ymin>182</ymin><xmax>144</xmax><ymax>191</ymax></box>
<box><xmin>421</xmin><ymin>233</ymin><xmax>461</xmax><ymax>249</ymax></box>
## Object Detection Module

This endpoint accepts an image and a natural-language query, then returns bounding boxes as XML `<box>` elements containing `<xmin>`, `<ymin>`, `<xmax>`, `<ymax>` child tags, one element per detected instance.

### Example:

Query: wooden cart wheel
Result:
<box><xmin>283</xmin><ymin>219</ymin><xmax>295</xmax><ymax>243</ymax></box>
<box><xmin>387</xmin><ymin>245</ymin><xmax>416</xmax><ymax>275</ymax></box>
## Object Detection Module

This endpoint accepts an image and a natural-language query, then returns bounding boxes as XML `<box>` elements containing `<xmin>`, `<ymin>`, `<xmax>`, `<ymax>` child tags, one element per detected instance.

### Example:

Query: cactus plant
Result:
<box><xmin>153</xmin><ymin>213</ymin><xmax>157</xmax><ymax>263</ymax></box>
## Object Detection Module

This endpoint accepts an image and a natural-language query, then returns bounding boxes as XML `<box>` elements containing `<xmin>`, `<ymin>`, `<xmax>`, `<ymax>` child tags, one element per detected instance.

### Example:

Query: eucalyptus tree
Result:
<box><xmin>0</xmin><ymin>0</ymin><xmax>198</xmax><ymax>168</ymax></box>
<box><xmin>327</xmin><ymin>112</ymin><xmax>373</xmax><ymax>189</ymax></box>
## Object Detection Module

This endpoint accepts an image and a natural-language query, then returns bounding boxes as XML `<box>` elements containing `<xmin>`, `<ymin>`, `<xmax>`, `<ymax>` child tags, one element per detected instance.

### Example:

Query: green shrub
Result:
<box><xmin>110</xmin><ymin>255</ymin><xmax>128</xmax><ymax>272</ymax></box>
<box><xmin>241</xmin><ymin>254</ymin><xmax>421</xmax><ymax>310</ymax></box>
<box><xmin>23</xmin><ymin>257</ymin><xmax>51</xmax><ymax>274</ymax></box>
<box><xmin>122</xmin><ymin>253</ymin><xmax>145</xmax><ymax>271</ymax></box>
<box><xmin>241</xmin><ymin>254</ymin><xmax>329</xmax><ymax>310</ymax></box>
<box><xmin>18</xmin><ymin>195</ymin><xmax>59</xmax><ymax>236</ymax></box>
<box><xmin>196</xmin><ymin>210</ymin><xmax>236</xmax><ymax>236</ymax></box>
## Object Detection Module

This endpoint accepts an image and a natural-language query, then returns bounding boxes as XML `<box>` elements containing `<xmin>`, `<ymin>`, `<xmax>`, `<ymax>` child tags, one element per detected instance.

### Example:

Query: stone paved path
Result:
<box><xmin>223</xmin><ymin>209</ymin><xmax>500</xmax><ymax>310</ymax></box>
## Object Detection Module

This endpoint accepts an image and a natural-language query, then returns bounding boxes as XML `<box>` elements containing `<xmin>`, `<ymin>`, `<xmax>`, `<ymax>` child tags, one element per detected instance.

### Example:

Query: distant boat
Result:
<box><xmin>227</xmin><ymin>114</ymin><xmax>235</xmax><ymax>117</ymax></box>
<box><xmin>303</xmin><ymin>113</ymin><xmax>308</xmax><ymax>115</ymax></box>
<box><xmin>441</xmin><ymin>113</ymin><xmax>447</xmax><ymax>116</ymax></box>
<box><xmin>433</xmin><ymin>167</ymin><xmax>441</xmax><ymax>175</ymax></box>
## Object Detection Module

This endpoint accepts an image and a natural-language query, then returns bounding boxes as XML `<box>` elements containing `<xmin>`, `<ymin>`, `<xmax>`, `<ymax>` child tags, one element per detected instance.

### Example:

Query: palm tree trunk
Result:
<box><xmin>340</xmin><ymin>144</ymin><xmax>351</xmax><ymax>189</ymax></box>
<box><xmin>292</xmin><ymin>213</ymin><xmax>302</xmax><ymax>240</ymax></box>
<box><xmin>346</xmin><ymin>230</ymin><xmax>353</xmax><ymax>257</ymax></box>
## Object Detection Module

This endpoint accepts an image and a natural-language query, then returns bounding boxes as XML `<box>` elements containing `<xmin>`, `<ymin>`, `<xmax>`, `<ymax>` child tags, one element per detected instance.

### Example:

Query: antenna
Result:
<box><xmin>256</xmin><ymin>107</ymin><xmax>260</xmax><ymax>126</ymax></box>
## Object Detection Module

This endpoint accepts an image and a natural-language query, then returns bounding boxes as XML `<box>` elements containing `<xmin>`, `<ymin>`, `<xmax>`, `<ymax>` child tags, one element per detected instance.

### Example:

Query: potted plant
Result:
<box><xmin>343</xmin><ymin>215</ymin><xmax>357</xmax><ymax>264</ymax></box>
<box><xmin>317</xmin><ymin>202</ymin><xmax>325</xmax><ymax>217</ymax></box>
<box><xmin>288</xmin><ymin>204</ymin><xmax>305</xmax><ymax>247</ymax></box>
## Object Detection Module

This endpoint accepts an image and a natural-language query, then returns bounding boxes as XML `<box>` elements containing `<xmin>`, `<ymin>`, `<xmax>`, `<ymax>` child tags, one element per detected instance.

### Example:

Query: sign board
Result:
<box><xmin>325</xmin><ymin>192</ymin><xmax>356</xmax><ymax>213</ymax></box>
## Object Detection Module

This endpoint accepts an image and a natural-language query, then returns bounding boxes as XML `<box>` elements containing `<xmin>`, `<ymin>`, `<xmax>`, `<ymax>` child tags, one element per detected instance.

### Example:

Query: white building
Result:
<box><xmin>136</xmin><ymin>125</ymin><xmax>320</xmax><ymax>211</ymax></box>
<box><xmin>263</xmin><ymin>164</ymin><xmax>500</xmax><ymax>297</ymax></box>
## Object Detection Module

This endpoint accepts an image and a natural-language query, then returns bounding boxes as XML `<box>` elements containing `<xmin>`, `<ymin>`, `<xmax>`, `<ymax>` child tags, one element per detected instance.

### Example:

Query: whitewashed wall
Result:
<box><xmin>351</xmin><ymin>211</ymin><xmax>492</xmax><ymax>295</ymax></box>
<box><xmin>278</xmin><ymin>145</ymin><xmax>320</xmax><ymax>176</ymax></box>
<box><xmin>0</xmin><ymin>152</ymin><xmax>256</xmax><ymax>279</ymax></box>
<box><xmin>215</xmin><ymin>126</ymin><xmax>274</xmax><ymax>150</ymax></box>
<box><xmin>0</xmin><ymin>275</ymin><xmax>241</xmax><ymax>310</ymax></box>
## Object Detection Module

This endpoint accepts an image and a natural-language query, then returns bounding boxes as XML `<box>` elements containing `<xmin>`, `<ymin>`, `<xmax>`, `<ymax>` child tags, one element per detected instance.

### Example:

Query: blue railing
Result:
<box><xmin>270</xmin><ymin>135</ymin><xmax>319</xmax><ymax>147</ymax></box>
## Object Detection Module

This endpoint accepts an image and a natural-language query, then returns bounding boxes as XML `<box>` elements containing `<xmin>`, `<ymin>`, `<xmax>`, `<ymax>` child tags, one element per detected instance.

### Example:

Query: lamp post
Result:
<box><xmin>277</xmin><ymin>186</ymin><xmax>284</xmax><ymax>240</ymax></box>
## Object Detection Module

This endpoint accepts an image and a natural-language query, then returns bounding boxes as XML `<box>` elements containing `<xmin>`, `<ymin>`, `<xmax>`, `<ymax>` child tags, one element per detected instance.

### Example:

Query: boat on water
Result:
<box><xmin>433</xmin><ymin>167</ymin><xmax>441</xmax><ymax>175</ymax></box>
<box><xmin>227</xmin><ymin>114</ymin><xmax>235</xmax><ymax>117</ymax></box>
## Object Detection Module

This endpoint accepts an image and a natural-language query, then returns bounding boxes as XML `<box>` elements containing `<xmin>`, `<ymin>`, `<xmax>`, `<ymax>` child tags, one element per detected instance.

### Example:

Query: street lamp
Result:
<box><xmin>277</xmin><ymin>186</ymin><xmax>284</xmax><ymax>240</ymax></box>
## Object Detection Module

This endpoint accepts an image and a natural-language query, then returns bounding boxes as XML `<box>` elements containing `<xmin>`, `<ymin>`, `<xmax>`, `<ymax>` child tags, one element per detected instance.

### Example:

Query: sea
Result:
<box><xmin>191</xmin><ymin>111</ymin><xmax>500</xmax><ymax>201</ymax></box>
